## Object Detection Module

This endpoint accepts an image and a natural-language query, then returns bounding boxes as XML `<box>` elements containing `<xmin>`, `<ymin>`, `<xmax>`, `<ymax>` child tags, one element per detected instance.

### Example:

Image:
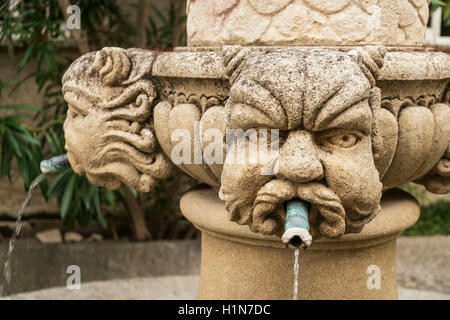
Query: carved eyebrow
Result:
<box><xmin>63</xmin><ymin>91</ymin><xmax>90</xmax><ymax>116</ymax></box>
<box><xmin>229</xmin><ymin>78</ymin><xmax>288</xmax><ymax>129</ymax></box>
<box><xmin>311</xmin><ymin>80</ymin><xmax>371</xmax><ymax>131</ymax></box>
<box><xmin>316</xmin><ymin>99</ymin><xmax>372</xmax><ymax>133</ymax></box>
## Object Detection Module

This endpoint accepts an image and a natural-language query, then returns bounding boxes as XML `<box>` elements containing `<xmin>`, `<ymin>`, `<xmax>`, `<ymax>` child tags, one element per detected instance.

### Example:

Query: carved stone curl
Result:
<box><xmin>62</xmin><ymin>45</ymin><xmax>450</xmax><ymax>241</ymax></box>
<box><xmin>62</xmin><ymin>47</ymin><xmax>174</xmax><ymax>192</ymax></box>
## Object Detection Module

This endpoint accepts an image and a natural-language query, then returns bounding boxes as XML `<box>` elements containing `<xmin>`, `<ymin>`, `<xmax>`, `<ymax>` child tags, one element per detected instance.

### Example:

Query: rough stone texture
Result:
<box><xmin>64</xmin><ymin>231</ymin><xmax>83</xmax><ymax>243</ymax></box>
<box><xmin>62</xmin><ymin>46</ymin><xmax>450</xmax><ymax>240</ymax></box>
<box><xmin>87</xmin><ymin>233</ymin><xmax>103</xmax><ymax>242</ymax></box>
<box><xmin>4</xmin><ymin>276</ymin><xmax>200</xmax><ymax>300</ymax></box>
<box><xmin>1</xmin><ymin>236</ymin><xmax>449</xmax><ymax>298</ymax></box>
<box><xmin>181</xmin><ymin>187</ymin><xmax>419</xmax><ymax>299</ymax></box>
<box><xmin>0</xmin><ymin>240</ymin><xmax>201</xmax><ymax>296</ymax></box>
<box><xmin>62</xmin><ymin>47</ymin><xmax>174</xmax><ymax>193</ymax></box>
<box><xmin>397</xmin><ymin>236</ymin><xmax>450</xmax><ymax>294</ymax></box>
<box><xmin>4</xmin><ymin>276</ymin><xmax>450</xmax><ymax>300</ymax></box>
<box><xmin>35</xmin><ymin>229</ymin><xmax>62</xmax><ymax>244</ymax></box>
<box><xmin>186</xmin><ymin>0</ymin><xmax>429</xmax><ymax>46</ymax></box>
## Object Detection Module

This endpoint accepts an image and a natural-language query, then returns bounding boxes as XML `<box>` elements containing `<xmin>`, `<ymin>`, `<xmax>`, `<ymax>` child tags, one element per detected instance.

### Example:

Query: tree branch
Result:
<box><xmin>135</xmin><ymin>0</ymin><xmax>150</xmax><ymax>48</ymax></box>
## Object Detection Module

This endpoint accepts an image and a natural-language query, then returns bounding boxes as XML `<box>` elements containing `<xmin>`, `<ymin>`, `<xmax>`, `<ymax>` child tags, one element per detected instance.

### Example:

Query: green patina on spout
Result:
<box><xmin>40</xmin><ymin>154</ymin><xmax>70</xmax><ymax>175</ymax></box>
<box><xmin>282</xmin><ymin>199</ymin><xmax>312</xmax><ymax>249</ymax></box>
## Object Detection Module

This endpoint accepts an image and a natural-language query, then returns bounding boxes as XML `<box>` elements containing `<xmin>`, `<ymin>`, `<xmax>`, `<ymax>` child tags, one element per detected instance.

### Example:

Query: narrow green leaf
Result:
<box><xmin>60</xmin><ymin>173</ymin><xmax>77</xmax><ymax>219</ymax></box>
<box><xmin>18</xmin><ymin>43</ymin><xmax>35</xmax><ymax>71</ymax></box>
<box><xmin>0</xmin><ymin>104</ymin><xmax>41</xmax><ymax>111</ymax></box>
<box><xmin>47</xmin><ymin>168</ymin><xmax>72</xmax><ymax>202</ymax></box>
<box><xmin>5</xmin><ymin>129</ymin><xmax>22</xmax><ymax>157</ymax></box>
<box><xmin>104</xmin><ymin>188</ymin><xmax>115</xmax><ymax>206</ymax></box>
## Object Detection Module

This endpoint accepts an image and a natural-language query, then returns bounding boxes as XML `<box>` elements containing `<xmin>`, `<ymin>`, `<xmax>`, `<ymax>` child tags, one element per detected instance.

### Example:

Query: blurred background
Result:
<box><xmin>0</xmin><ymin>0</ymin><xmax>198</xmax><ymax>245</ymax></box>
<box><xmin>0</xmin><ymin>0</ymin><xmax>448</xmax><ymax>297</ymax></box>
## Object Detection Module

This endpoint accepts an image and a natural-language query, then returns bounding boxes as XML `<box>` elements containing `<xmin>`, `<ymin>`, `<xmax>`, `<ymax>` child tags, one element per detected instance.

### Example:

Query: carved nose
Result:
<box><xmin>274</xmin><ymin>130</ymin><xmax>324</xmax><ymax>183</ymax></box>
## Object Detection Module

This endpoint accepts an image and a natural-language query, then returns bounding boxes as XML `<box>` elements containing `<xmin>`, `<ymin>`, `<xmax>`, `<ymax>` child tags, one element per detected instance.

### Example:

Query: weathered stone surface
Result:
<box><xmin>87</xmin><ymin>233</ymin><xmax>103</xmax><ymax>242</ymax></box>
<box><xmin>63</xmin><ymin>231</ymin><xmax>83</xmax><ymax>243</ymax></box>
<box><xmin>397</xmin><ymin>236</ymin><xmax>450</xmax><ymax>295</ymax></box>
<box><xmin>62</xmin><ymin>48</ymin><xmax>174</xmax><ymax>193</ymax></box>
<box><xmin>181</xmin><ymin>187</ymin><xmax>420</xmax><ymax>299</ymax></box>
<box><xmin>36</xmin><ymin>229</ymin><xmax>62</xmax><ymax>244</ymax></box>
<box><xmin>187</xmin><ymin>0</ymin><xmax>429</xmax><ymax>46</ymax></box>
<box><xmin>5</xmin><ymin>276</ymin><xmax>450</xmax><ymax>300</ymax></box>
<box><xmin>62</xmin><ymin>45</ymin><xmax>450</xmax><ymax>239</ymax></box>
<box><xmin>1</xmin><ymin>236</ymin><xmax>449</xmax><ymax>298</ymax></box>
<box><xmin>0</xmin><ymin>240</ymin><xmax>201</xmax><ymax>296</ymax></box>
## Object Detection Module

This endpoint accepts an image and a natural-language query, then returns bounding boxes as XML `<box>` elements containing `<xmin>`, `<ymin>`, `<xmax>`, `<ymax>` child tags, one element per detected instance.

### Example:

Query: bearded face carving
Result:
<box><xmin>219</xmin><ymin>48</ymin><xmax>385</xmax><ymax>239</ymax></box>
<box><xmin>62</xmin><ymin>48</ymin><xmax>174</xmax><ymax>192</ymax></box>
<box><xmin>61</xmin><ymin>46</ymin><xmax>450</xmax><ymax>241</ymax></box>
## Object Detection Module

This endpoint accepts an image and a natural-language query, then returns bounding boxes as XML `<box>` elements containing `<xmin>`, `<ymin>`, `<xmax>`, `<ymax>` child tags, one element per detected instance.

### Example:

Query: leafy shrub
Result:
<box><xmin>404</xmin><ymin>201</ymin><xmax>450</xmax><ymax>236</ymax></box>
<box><xmin>0</xmin><ymin>0</ymin><xmax>195</xmax><ymax>240</ymax></box>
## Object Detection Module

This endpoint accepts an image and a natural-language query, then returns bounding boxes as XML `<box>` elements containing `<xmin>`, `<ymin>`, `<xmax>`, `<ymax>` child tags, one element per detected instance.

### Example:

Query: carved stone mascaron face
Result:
<box><xmin>220</xmin><ymin>49</ymin><xmax>383</xmax><ymax>238</ymax></box>
<box><xmin>61</xmin><ymin>46</ymin><xmax>450</xmax><ymax>241</ymax></box>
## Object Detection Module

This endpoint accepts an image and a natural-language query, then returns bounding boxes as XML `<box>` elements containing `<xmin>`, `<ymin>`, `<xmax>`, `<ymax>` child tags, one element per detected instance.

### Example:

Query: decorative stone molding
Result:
<box><xmin>61</xmin><ymin>1</ymin><xmax>450</xmax><ymax>300</ymax></box>
<box><xmin>62</xmin><ymin>45</ymin><xmax>450</xmax><ymax>240</ymax></box>
<box><xmin>187</xmin><ymin>0</ymin><xmax>430</xmax><ymax>47</ymax></box>
<box><xmin>62</xmin><ymin>47</ymin><xmax>175</xmax><ymax>193</ymax></box>
<box><xmin>181</xmin><ymin>187</ymin><xmax>419</xmax><ymax>299</ymax></box>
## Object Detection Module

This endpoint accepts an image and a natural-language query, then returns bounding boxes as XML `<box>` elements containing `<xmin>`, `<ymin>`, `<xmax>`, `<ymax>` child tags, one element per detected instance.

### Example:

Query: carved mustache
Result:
<box><xmin>250</xmin><ymin>179</ymin><xmax>346</xmax><ymax>239</ymax></box>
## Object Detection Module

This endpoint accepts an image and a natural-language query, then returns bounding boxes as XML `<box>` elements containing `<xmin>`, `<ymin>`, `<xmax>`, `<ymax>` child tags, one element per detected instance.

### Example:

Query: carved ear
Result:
<box><xmin>222</xmin><ymin>45</ymin><xmax>251</xmax><ymax>85</ymax></box>
<box><xmin>91</xmin><ymin>47</ymin><xmax>155</xmax><ymax>86</ymax></box>
<box><xmin>348</xmin><ymin>46</ymin><xmax>387</xmax><ymax>87</ymax></box>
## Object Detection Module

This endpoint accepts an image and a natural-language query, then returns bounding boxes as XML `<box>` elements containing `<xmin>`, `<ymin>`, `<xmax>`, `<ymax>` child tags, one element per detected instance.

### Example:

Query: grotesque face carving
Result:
<box><xmin>220</xmin><ymin>48</ymin><xmax>384</xmax><ymax>239</ymax></box>
<box><xmin>62</xmin><ymin>48</ymin><xmax>173</xmax><ymax>192</ymax></box>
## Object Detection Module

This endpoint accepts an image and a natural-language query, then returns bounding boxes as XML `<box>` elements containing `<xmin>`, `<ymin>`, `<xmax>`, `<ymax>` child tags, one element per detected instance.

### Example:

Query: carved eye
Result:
<box><xmin>318</xmin><ymin>132</ymin><xmax>360</xmax><ymax>149</ymax></box>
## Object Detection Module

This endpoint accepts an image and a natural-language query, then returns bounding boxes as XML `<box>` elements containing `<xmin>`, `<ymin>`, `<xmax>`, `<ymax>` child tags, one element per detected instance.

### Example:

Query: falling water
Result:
<box><xmin>0</xmin><ymin>173</ymin><xmax>45</xmax><ymax>297</ymax></box>
<box><xmin>293</xmin><ymin>248</ymin><xmax>300</xmax><ymax>300</ymax></box>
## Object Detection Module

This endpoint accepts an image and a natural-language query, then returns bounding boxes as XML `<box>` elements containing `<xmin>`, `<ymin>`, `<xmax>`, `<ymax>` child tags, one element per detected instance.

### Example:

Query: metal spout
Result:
<box><xmin>282</xmin><ymin>198</ymin><xmax>312</xmax><ymax>249</ymax></box>
<box><xmin>40</xmin><ymin>154</ymin><xmax>70</xmax><ymax>175</ymax></box>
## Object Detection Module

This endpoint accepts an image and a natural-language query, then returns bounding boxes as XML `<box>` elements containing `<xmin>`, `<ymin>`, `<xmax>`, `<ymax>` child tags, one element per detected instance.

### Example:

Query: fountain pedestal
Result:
<box><xmin>61</xmin><ymin>0</ymin><xmax>449</xmax><ymax>301</ymax></box>
<box><xmin>181</xmin><ymin>187</ymin><xmax>419</xmax><ymax>300</ymax></box>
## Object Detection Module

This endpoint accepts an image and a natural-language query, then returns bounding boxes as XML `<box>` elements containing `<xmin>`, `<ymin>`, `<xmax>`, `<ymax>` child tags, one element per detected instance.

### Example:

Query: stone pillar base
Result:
<box><xmin>180</xmin><ymin>188</ymin><xmax>420</xmax><ymax>300</ymax></box>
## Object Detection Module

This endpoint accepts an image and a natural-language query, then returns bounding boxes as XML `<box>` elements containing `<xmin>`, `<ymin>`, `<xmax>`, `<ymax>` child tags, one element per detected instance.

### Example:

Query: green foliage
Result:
<box><xmin>146</xmin><ymin>1</ymin><xmax>186</xmax><ymax>49</ymax></box>
<box><xmin>404</xmin><ymin>200</ymin><xmax>450</xmax><ymax>236</ymax></box>
<box><xmin>430</xmin><ymin>0</ymin><xmax>450</xmax><ymax>26</ymax></box>
<box><xmin>0</xmin><ymin>0</ymin><xmax>133</xmax><ymax>229</ymax></box>
<box><xmin>400</xmin><ymin>183</ymin><xmax>430</xmax><ymax>206</ymax></box>
<box><xmin>46</xmin><ymin>167</ymin><xmax>112</xmax><ymax>228</ymax></box>
<box><xmin>400</xmin><ymin>183</ymin><xmax>450</xmax><ymax>236</ymax></box>
<box><xmin>0</xmin><ymin>0</ymin><xmax>193</xmax><ymax>239</ymax></box>
<box><xmin>77</xmin><ymin>0</ymin><xmax>134</xmax><ymax>48</ymax></box>
<box><xmin>0</xmin><ymin>80</ymin><xmax>44</xmax><ymax>191</ymax></box>
<box><xmin>0</xmin><ymin>104</ymin><xmax>45</xmax><ymax>190</ymax></box>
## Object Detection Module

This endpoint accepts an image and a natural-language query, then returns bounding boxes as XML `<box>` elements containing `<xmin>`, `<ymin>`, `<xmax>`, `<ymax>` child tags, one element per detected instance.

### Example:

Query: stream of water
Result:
<box><xmin>0</xmin><ymin>173</ymin><xmax>45</xmax><ymax>297</ymax></box>
<box><xmin>293</xmin><ymin>248</ymin><xmax>300</xmax><ymax>300</ymax></box>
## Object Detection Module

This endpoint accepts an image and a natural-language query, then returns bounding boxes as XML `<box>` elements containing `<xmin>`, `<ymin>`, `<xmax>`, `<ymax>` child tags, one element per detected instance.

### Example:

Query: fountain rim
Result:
<box><xmin>180</xmin><ymin>187</ymin><xmax>420</xmax><ymax>250</ymax></box>
<box><xmin>150</xmin><ymin>46</ymin><xmax>450</xmax><ymax>81</ymax></box>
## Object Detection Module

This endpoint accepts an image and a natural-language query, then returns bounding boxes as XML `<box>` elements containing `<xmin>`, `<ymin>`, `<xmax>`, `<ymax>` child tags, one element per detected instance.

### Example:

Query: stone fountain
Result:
<box><xmin>61</xmin><ymin>0</ymin><xmax>449</xmax><ymax>299</ymax></box>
